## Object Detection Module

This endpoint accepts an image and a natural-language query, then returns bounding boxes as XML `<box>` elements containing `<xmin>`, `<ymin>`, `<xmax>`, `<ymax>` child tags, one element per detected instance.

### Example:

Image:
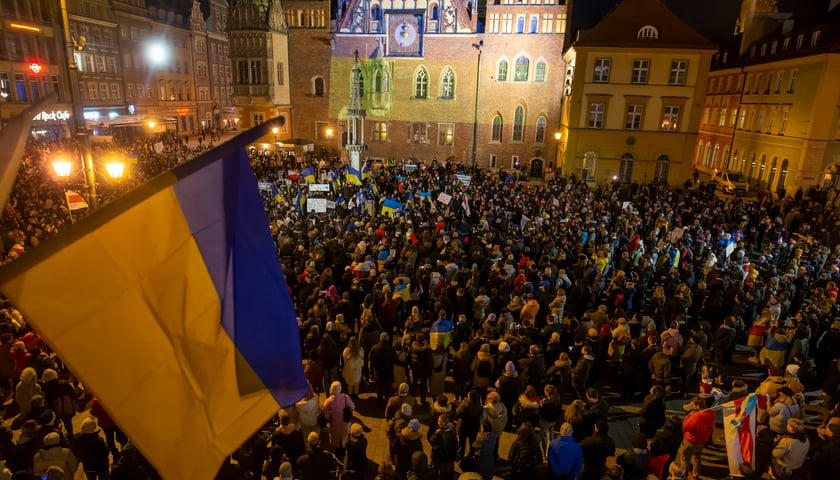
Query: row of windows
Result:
<box><xmin>79</xmin><ymin>53</ymin><xmax>119</xmax><ymax>75</ymax></box>
<box><xmin>0</xmin><ymin>0</ymin><xmax>53</xmax><ymax>23</ymax></box>
<box><xmin>367</xmin><ymin>114</ymin><xmax>549</xmax><ymax>145</ymax></box>
<box><xmin>79</xmin><ymin>81</ymin><xmax>122</xmax><ymax>102</ymax></box>
<box><xmin>708</xmin><ymin>69</ymin><xmax>797</xmax><ymax>96</ymax></box>
<box><xmin>491</xmin><ymin>108</ymin><xmax>548</xmax><ymax>143</ymax></box>
<box><xmin>1</xmin><ymin>30</ymin><xmax>59</xmax><ymax>65</ymax></box>
<box><xmin>697</xmin><ymin>143</ymin><xmax>790</xmax><ymax>192</ymax></box>
<box><xmin>496</xmin><ymin>57</ymin><xmax>547</xmax><ymax>82</ymax></box>
<box><xmin>285</xmin><ymin>8</ymin><xmax>328</xmax><ymax>28</ymax></box>
<box><xmin>0</xmin><ymin>72</ymin><xmax>58</xmax><ymax>103</ymax></box>
<box><xmin>702</xmin><ymin>104</ymin><xmax>790</xmax><ymax>136</ymax></box>
<box><xmin>592</xmin><ymin>58</ymin><xmax>688</xmax><ymax>85</ymax></box>
<box><xmin>588</xmin><ymin>102</ymin><xmax>682</xmax><ymax>131</ymax></box>
<box><xmin>486</xmin><ymin>13</ymin><xmax>566</xmax><ymax>34</ymax></box>
<box><xmin>70</xmin><ymin>23</ymin><xmax>116</xmax><ymax>48</ymax></box>
<box><xmin>741</xmin><ymin>30</ymin><xmax>822</xmax><ymax>61</ymax></box>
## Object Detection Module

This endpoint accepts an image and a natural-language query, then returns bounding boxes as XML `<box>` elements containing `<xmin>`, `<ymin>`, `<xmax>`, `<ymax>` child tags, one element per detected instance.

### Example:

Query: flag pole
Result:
<box><xmin>63</xmin><ymin>189</ymin><xmax>76</xmax><ymax>224</ymax></box>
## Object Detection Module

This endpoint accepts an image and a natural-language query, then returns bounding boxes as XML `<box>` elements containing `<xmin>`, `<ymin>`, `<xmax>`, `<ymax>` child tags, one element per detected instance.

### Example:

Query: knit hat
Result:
<box><xmin>81</xmin><ymin>418</ymin><xmax>97</xmax><ymax>434</ymax></box>
<box><xmin>400</xmin><ymin>403</ymin><xmax>413</xmax><ymax>417</ymax></box>
<box><xmin>351</xmin><ymin>422</ymin><xmax>364</xmax><ymax>437</ymax></box>
<box><xmin>415</xmin><ymin>332</ymin><xmax>425</xmax><ymax>342</ymax></box>
<box><xmin>278</xmin><ymin>461</ymin><xmax>293</xmax><ymax>479</ymax></box>
<box><xmin>399</xmin><ymin>383</ymin><xmax>410</xmax><ymax>396</ymax></box>
<box><xmin>559</xmin><ymin>422</ymin><xmax>574</xmax><ymax>437</ymax></box>
<box><xmin>408</xmin><ymin>419</ymin><xmax>421</xmax><ymax>432</ymax></box>
<box><xmin>498</xmin><ymin>341</ymin><xmax>510</xmax><ymax>353</ymax></box>
<box><xmin>41</xmin><ymin>369</ymin><xmax>58</xmax><ymax>383</ymax></box>
<box><xmin>486</xmin><ymin>313</ymin><xmax>497</xmax><ymax>323</ymax></box>
<box><xmin>307</xmin><ymin>431</ymin><xmax>320</xmax><ymax>447</ymax></box>
<box><xmin>486</xmin><ymin>392</ymin><xmax>500</xmax><ymax>404</ymax></box>
<box><xmin>785</xmin><ymin>364</ymin><xmax>800</xmax><ymax>376</ymax></box>
<box><xmin>505</xmin><ymin>361</ymin><xmax>516</xmax><ymax>374</ymax></box>
<box><xmin>380</xmin><ymin>332</ymin><xmax>390</xmax><ymax>342</ymax></box>
<box><xmin>43</xmin><ymin>432</ymin><xmax>60</xmax><ymax>447</ymax></box>
<box><xmin>787</xmin><ymin>417</ymin><xmax>805</xmax><ymax>433</ymax></box>
<box><xmin>45</xmin><ymin>466</ymin><xmax>64</xmax><ymax>480</ymax></box>
<box><xmin>12</xmin><ymin>341</ymin><xmax>24</xmax><ymax>351</ymax></box>
<box><xmin>326</xmin><ymin>321</ymin><xmax>335</xmax><ymax>332</ymax></box>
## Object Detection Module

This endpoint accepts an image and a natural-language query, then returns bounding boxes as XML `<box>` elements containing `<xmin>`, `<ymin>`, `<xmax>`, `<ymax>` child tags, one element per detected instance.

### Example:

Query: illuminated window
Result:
<box><xmin>497</xmin><ymin>60</ymin><xmax>508</xmax><ymax>81</ymax></box>
<box><xmin>535</xmin><ymin>116</ymin><xmax>546</xmax><ymax>143</ymax></box>
<box><xmin>491</xmin><ymin>115</ymin><xmax>502</xmax><ymax>142</ymax></box>
<box><xmin>512</xmin><ymin>105</ymin><xmax>525</xmax><ymax>141</ymax></box>
<box><xmin>589</xmin><ymin>103</ymin><xmax>605</xmax><ymax>128</ymax></box>
<box><xmin>441</xmin><ymin>68</ymin><xmax>455</xmax><ymax>99</ymax></box>
<box><xmin>514</xmin><ymin>56</ymin><xmax>529</xmax><ymax>81</ymax></box>
<box><xmin>414</xmin><ymin>67</ymin><xmax>428</xmax><ymax>98</ymax></box>
<box><xmin>438</xmin><ymin>123</ymin><xmax>454</xmax><ymax>145</ymax></box>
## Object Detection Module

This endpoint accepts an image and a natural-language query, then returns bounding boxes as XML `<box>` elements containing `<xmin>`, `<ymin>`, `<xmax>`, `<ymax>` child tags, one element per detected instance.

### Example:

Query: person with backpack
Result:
<box><xmin>455</xmin><ymin>390</ymin><xmax>483</xmax><ymax>459</ymax></box>
<box><xmin>429</xmin><ymin>413</ymin><xmax>458</xmax><ymax>480</ymax></box>
<box><xmin>508</xmin><ymin>423</ymin><xmax>542</xmax><ymax>480</ymax></box>
<box><xmin>41</xmin><ymin>370</ymin><xmax>78</xmax><ymax>441</ymax></box>
<box><xmin>471</xmin><ymin>344</ymin><xmax>494</xmax><ymax>400</ymax></box>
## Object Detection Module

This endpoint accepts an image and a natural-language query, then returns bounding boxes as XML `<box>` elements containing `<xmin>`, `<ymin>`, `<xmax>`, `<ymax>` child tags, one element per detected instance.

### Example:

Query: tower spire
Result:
<box><xmin>345</xmin><ymin>51</ymin><xmax>367</xmax><ymax>171</ymax></box>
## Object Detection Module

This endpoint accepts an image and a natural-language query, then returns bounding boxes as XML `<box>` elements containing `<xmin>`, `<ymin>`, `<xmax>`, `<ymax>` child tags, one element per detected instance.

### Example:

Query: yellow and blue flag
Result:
<box><xmin>345</xmin><ymin>166</ymin><xmax>363</xmax><ymax>185</ymax></box>
<box><xmin>362</xmin><ymin>165</ymin><xmax>372</xmax><ymax>179</ymax></box>
<box><xmin>295</xmin><ymin>187</ymin><xmax>307</xmax><ymax>211</ymax></box>
<box><xmin>301</xmin><ymin>166</ymin><xmax>316</xmax><ymax>183</ymax></box>
<box><xmin>0</xmin><ymin>123</ymin><xmax>308</xmax><ymax>479</ymax></box>
<box><xmin>381</xmin><ymin>198</ymin><xmax>403</xmax><ymax>217</ymax></box>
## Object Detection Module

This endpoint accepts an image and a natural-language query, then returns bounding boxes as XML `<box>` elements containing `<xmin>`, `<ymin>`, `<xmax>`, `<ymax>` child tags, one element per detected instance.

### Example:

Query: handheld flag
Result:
<box><xmin>722</xmin><ymin>393</ymin><xmax>758</xmax><ymax>476</ymax></box>
<box><xmin>381</xmin><ymin>198</ymin><xmax>402</xmax><ymax>217</ymax></box>
<box><xmin>462</xmin><ymin>194</ymin><xmax>471</xmax><ymax>217</ymax></box>
<box><xmin>0</xmin><ymin>122</ymin><xmax>308</xmax><ymax>479</ymax></box>
<box><xmin>301</xmin><ymin>166</ymin><xmax>316</xmax><ymax>183</ymax></box>
<box><xmin>362</xmin><ymin>164</ymin><xmax>371</xmax><ymax>179</ymax></box>
<box><xmin>345</xmin><ymin>166</ymin><xmax>363</xmax><ymax>185</ymax></box>
<box><xmin>64</xmin><ymin>190</ymin><xmax>89</xmax><ymax>211</ymax></box>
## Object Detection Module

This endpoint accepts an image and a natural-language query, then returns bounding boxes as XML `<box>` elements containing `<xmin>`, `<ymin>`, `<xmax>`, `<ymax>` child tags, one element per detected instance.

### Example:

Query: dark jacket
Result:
<box><xmin>579</xmin><ymin>432</ymin><xmax>616</xmax><ymax>478</ymax></box>
<box><xmin>297</xmin><ymin>447</ymin><xmax>340</xmax><ymax>480</ymax></box>
<box><xmin>72</xmin><ymin>431</ymin><xmax>110</xmax><ymax>472</ymax></box>
<box><xmin>429</xmin><ymin>423</ymin><xmax>458</xmax><ymax>464</ymax></box>
<box><xmin>616</xmin><ymin>449</ymin><xmax>650</xmax><ymax>480</ymax></box>
<box><xmin>455</xmin><ymin>398</ymin><xmax>484</xmax><ymax>436</ymax></box>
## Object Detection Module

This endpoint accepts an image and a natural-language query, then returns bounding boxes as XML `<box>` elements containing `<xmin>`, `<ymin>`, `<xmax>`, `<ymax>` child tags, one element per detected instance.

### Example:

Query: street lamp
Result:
<box><xmin>554</xmin><ymin>132</ymin><xmax>562</xmax><ymax>176</ymax></box>
<box><xmin>0</xmin><ymin>92</ymin><xmax>8</xmax><ymax>129</ymax></box>
<box><xmin>51</xmin><ymin>151</ymin><xmax>125</xmax><ymax>184</ymax></box>
<box><xmin>471</xmin><ymin>40</ymin><xmax>483</xmax><ymax>167</ymax></box>
<box><xmin>272</xmin><ymin>127</ymin><xmax>280</xmax><ymax>156</ymax></box>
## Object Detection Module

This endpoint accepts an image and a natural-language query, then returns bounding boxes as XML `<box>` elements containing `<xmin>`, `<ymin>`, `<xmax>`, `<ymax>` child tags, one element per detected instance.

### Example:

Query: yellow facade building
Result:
<box><xmin>561</xmin><ymin>0</ymin><xmax>716</xmax><ymax>186</ymax></box>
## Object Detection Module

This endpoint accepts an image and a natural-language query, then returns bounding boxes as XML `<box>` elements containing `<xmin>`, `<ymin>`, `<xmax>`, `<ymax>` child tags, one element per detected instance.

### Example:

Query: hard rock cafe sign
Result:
<box><xmin>32</xmin><ymin>110</ymin><xmax>71</xmax><ymax>122</ymax></box>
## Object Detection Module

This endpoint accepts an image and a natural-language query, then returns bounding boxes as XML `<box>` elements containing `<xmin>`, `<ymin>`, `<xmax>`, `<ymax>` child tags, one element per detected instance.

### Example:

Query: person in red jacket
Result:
<box><xmin>678</xmin><ymin>395</ymin><xmax>715</xmax><ymax>479</ymax></box>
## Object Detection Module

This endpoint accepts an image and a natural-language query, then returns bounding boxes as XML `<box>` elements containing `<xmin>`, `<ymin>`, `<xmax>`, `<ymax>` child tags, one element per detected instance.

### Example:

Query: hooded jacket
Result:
<box><xmin>547</xmin><ymin>435</ymin><xmax>583</xmax><ymax>480</ymax></box>
<box><xmin>682</xmin><ymin>409</ymin><xmax>715</xmax><ymax>445</ymax></box>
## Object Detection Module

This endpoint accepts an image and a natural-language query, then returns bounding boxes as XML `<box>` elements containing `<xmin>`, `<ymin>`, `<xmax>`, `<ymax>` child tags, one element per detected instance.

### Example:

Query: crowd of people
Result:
<box><xmin>1</xmin><ymin>131</ymin><xmax>840</xmax><ymax>480</ymax></box>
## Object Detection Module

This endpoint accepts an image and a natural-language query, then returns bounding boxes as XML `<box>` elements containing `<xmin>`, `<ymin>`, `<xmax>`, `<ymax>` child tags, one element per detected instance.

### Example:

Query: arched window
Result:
<box><xmin>695</xmin><ymin>140</ymin><xmax>704</xmax><ymax>165</ymax></box>
<box><xmin>703</xmin><ymin>142</ymin><xmax>712</xmax><ymax>166</ymax></box>
<box><xmin>777</xmin><ymin>159</ymin><xmax>789</xmax><ymax>193</ymax></box>
<box><xmin>748</xmin><ymin>153</ymin><xmax>757</xmax><ymax>179</ymax></box>
<box><xmin>491</xmin><ymin>115</ymin><xmax>502</xmax><ymax>142</ymax></box>
<box><xmin>440</xmin><ymin>67</ymin><xmax>455</xmax><ymax>99</ymax></box>
<box><xmin>371</xmin><ymin>5</ymin><xmax>381</xmax><ymax>21</ymax></box>
<box><xmin>712</xmin><ymin>144</ymin><xmax>721</xmax><ymax>169</ymax></box>
<box><xmin>512</xmin><ymin>105</ymin><xmax>525</xmax><ymax>141</ymax></box>
<box><xmin>516</xmin><ymin>16</ymin><xmax>525</xmax><ymax>33</ymax></box>
<box><xmin>535</xmin><ymin>61</ymin><xmax>546</xmax><ymax>82</ymax></box>
<box><xmin>535</xmin><ymin>116</ymin><xmax>546</xmax><ymax>143</ymax></box>
<box><xmin>430</xmin><ymin>4</ymin><xmax>438</xmax><ymax>20</ymax></box>
<box><xmin>497</xmin><ymin>59</ymin><xmax>508</xmax><ymax>81</ymax></box>
<box><xmin>758</xmin><ymin>155</ymin><xmax>767</xmax><ymax>182</ymax></box>
<box><xmin>655</xmin><ymin>155</ymin><xmax>670</xmax><ymax>183</ymax></box>
<box><xmin>529</xmin><ymin>16</ymin><xmax>538</xmax><ymax>33</ymax></box>
<box><xmin>375</xmin><ymin>70</ymin><xmax>383</xmax><ymax>92</ymax></box>
<box><xmin>414</xmin><ymin>67</ymin><xmax>428</xmax><ymax>98</ymax></box>
<box><xmin>722</xmin><ymin>146</ymin><xmax>730</xmax><ymax>170</ymax></box>
<box><xmin>768</xmin><ymin>156</ymin><xmax>778</xmax><ymax>188</ymax></box>
<box><xmin>313</xmin><ymin>76</ymin><xmax>325</xmax><ymax>96</ymax></box>
<box><xmin>619</xmin><ymin>153</ymin><xmax>634</xmax><ymax>183</ymax></box>
<box><xmin>637</xmin><ymin>25</ymin><xmax>659</xmax><ymax>39</ymax></box>
<box><xmin>514</xmin><ymin>56</ymin><xmax>529</xmax><ymax>81</ymax></box>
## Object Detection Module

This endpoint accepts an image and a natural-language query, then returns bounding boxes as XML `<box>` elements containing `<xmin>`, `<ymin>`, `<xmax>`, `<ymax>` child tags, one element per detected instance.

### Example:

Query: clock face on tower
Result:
<box><xmin>388</xmin><ymin>13</ymin><xmax>422</xmax><ymax>56</ymax></box>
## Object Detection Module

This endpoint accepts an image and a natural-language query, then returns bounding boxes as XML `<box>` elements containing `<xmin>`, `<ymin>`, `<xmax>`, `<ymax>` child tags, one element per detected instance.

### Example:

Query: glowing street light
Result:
<box><xmin>145</xmin><ymin>41</ymin><xmax>169</xmax><ymax>68</ymax></box>
<box><xmin>272</xmin><ymin>127</ymin><xmax>280</xmax><ymax>156</ymax></box>
<box><xmin>51</xmin><ymin>158</ymin><xmax>73</xmax><ymax>178</ymax></box>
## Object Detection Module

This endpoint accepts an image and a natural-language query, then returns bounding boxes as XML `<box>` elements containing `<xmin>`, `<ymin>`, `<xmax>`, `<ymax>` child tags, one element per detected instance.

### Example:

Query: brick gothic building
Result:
<box><xmin>328</xmin><ymin>0</ymin><xmax>567</xmax><ymax>171</ymax></box>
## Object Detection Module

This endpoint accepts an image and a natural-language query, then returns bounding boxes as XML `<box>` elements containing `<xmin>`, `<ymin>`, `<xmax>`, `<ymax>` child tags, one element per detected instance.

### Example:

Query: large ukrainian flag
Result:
<box><xmin>0</xmin><ymin>122</ymin><xmax>307</xmax><ymax>479</ymax></box>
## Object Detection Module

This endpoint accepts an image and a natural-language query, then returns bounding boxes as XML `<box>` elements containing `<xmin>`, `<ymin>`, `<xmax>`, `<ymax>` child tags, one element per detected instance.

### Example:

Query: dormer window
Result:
<box><xmin>637</xmin><ymin>25</ymin><xmax>658</xmax><ymax>39</ymax></box>
<box><xmin>811</xmin><ymin>30</ymin><xmax>821</xmax><ymax>47</ymax></box>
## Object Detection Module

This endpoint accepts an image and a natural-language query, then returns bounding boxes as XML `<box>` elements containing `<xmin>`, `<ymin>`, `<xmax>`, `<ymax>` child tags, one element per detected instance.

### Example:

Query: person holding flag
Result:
<box><xmin>677</xmin><ymin>395</ymin><xmax>715</xmax><ymax>480</ymax></box>
<box><xmin>429</xmin><ymin>310</ymin><xmax>452</xmax><ymax>351</ymax></box>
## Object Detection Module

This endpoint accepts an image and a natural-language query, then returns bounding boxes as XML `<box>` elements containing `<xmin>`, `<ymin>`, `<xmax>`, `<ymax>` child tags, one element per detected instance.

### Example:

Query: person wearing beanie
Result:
<box><xmin>494</xmin><ymin>341</ymin><xmax>516</xmax><ymax>378</ymax></box>
<box><xmin>771</xmin><ymin>417</ymin><xmax>809</xmax><ymax>479</ymax></box>
<box><xmin>409</xmin><ymin>451</ymin><xmax>435</xmax><ymax>480</ymax></box>
<box><xmin>481</xmin><ymin>391</ymin><xmax>507</xmax><ymax>458</ymax></box>
<box><xmin>495</xmin><ymin>361</ymin><xmax>522</xmax><ymax>428</ymax></box>
<box><xmin>297</xmin><ymin>431</ymin><xmax>339</xmax><ymax>480</ymax></box>
<box><xmin>345</xmin><ymin>422</ymin><xmax>368</xmax><ymax>480</ymax></box>
<box><xmin>14</xmin><ymin>367</ymin><xmax>40</xmax><ymax>425</ymax></box>
<box><xmin>41</xmin><ymin>370</ymin><xmax>78</xmax><ymax>441</ymax></box>
<box><xmin>44</xmin><ymin>466</ymin><xmax>64</xmax><ymax>480</ymax></box>
<box><xmin>394</xmin><ymin>419</ymin><xmax>423</xmax><ymax>480</ymax></box>
<box><xmin>32</xmin><ymin>432</ymin><xmax>78</xmax><ymax>478</ymax></box>
<box><xmin>271</xmin><ymin>410</ymin><xmax>306</xmax><ymax>472</ymax></box>
<box><xmin>323</xmin><ymin>381</ymin><xmax>355</xmax><ymax>460</ymax></box>
<box><xmin>277</xmin><ymin>461</ymin><xmax>294</xmax><ymax>480</ymax></box>
<box><xmin>72</xmin><ymin>418</ymin><xmax>109</xmax><ymax>480</ymax></box>
<box><xmin>427</xmin><ymin>395</ymin><xmax>452</xmax><ymax>438</ymax></box>
<box><xmin>387</xmin><ymin>403</ymin><xmax>413</xmax><ymax>465</ymax></box>
<box><xmin>547</xmin><ymin>422</ymin><xmax>583</xmax><ymax>480</ymax></box>
<box><xmin>10</xmin><ymin>419</ymin><xmax>39</xmax><ymax>473</ymax></box>
<box><xmin>429</xmin><ymin>413</ymin><xmax>458</xmax><ymax>480</ymax></box>
<box><xmin>470</xmin><ymin>344</ymin><xmax>494</xmax><ymax>399</ymax></box>
<box><xmin>385</xmin><ymin>383</ymin><xmax>416</xmax><ymax>422</ymax></box>
<box><xmin>368</xmin><ymin>330</ymin><xmax>396</xmax><ymax>408</ymax></box>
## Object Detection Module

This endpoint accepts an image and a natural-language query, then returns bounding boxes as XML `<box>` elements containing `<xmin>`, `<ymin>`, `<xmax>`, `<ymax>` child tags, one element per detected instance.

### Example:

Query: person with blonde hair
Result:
<box><xmin>342</xmin><ymin>336</ymin><xmax>365</xmax><ymax>399</ymax></box>
<box><xmin>564</xmin><ymin>399</ymin><xmax>587</xmax><ymax>442</ymax></box>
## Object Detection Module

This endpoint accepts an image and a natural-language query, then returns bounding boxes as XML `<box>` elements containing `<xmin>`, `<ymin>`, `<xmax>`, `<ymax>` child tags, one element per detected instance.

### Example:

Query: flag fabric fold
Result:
<box><xmin>381</xmin><ymin>198</ymin><xmax>402</xmax><ymax>217</ymax></box>
<box><xmin>0</xmin><ymin>122</ymin><xmax>307</xmax><ymax>480</ymax></box>
<box><xmin>301</xmin><ymin>167</ymin><xmax>316</xmax><ymax>183</ymax></box>
<box><xmin>64</xmin><ymin>190</ymin><xmax>89</xmax><ymax>211</ymax></box>
<box><xmin>345</xmin><ymin>166</ymin><xmax>363</xmax><ymax>185</ymax></box>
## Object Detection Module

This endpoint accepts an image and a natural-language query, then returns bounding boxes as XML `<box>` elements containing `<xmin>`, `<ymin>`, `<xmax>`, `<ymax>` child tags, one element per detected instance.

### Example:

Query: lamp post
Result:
<box><xmin>60</xmin><ymin>0</ymin><xmax>98</xmax><ymax>209</ymax></box>
<box><xmin>0</xmin><ymin>92</ymin><xmax>7</xmax><ymax>129</ymax></box>
<box><xmin>471</xmin><ymin>40</ymin><xmax>483</xmax><ymax>167</ymax></box>
<box><xmin>272</xmin><ymin>127</ymin><xmax>279</xmax><ymax>157</ymax></box>
<box><xmin>325</xmin><ymin>127</ymin><xmax>334</xmax><ymax>157</ymax></box>
<box><xmin>554</xmin><ymin>132</ymin><xmax>562</xmax><ymax>176</ymax></box>
<box><xmin>51</xmin><ymin>150</ymin><xmax>126</xmax><ymax>209</ymax></box>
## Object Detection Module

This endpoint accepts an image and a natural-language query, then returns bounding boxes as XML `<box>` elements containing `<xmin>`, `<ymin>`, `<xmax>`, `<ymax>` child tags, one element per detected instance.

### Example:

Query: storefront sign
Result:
<box><xmin>33</xmin><ymin>110</ymin><xmax>71</xmax><ymax>122</ymax></box>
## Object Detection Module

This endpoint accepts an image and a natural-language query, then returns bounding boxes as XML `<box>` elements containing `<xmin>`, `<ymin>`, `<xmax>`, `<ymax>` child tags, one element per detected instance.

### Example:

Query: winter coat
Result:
<box><xmin>15</xmin><ymin>367</ymin><xmax>40</xmax><ymax>417</ymax></box>
<box><xmin>295</xmin><ymin>395</ymin><xmax>321</xmax><ymax>431</ymax></box>
<box><xmin>639</xmin><ymin>396</ymin><xmax>666</xmax><ymax>438</ymax></box>
<box><xmin>72</xmin><ymin>431</ymin><xmax>109</xmax><ymax>472</ymax></box>
<box><xmin>342</xmin><ymin>347</ymin><xmax>365</xmax><ymax>386</ymax></box>
<box><xmin>472</xmin><ymin>431</ymin><xmax>497</xmax><ymax>480</ymax></box>
<box><xmin>571</xmin><ymin>355</ymin><xmax>593</xmax><ymax>391</ymax></box>
<box><xmin>617</xmin><ymin>449</ymin><xmax>650</xmax><ymax>480</ymax></box>
<box><xmin>394</xmin><ymin>428</ymin><xmax>423</xmax><ymax>477</ymax></box>
<box><xmin>495</xmin><ymin>372</ymin><xmax>521</xmax><ymax>412</ymax></box>
<box><xmin>811</xmin><ymin>435</ymin><xmax>840</xmax><ymax>473</ymax></box>
<box><xmin>369</xmin><ymin>339</ymin><xmax>396</xmax><ymax>385</ymax></box>
<box><xmin>481</xmin><ymin>402</ymin><xmax>507</xmax><ymax>438</ymax></box>
<box><xmin>33</xmin><ymin>445</ymin><xmax>79</xmax><ymax>477</ymax></box>
<box><xmin>547</xmin><ymin>435</ymin><xmax>583</xmax><ymax>479</ymax></box>
<box><xmin>680</xmin><ymin>343</ymin><xmax>704</xmax><ymax>378</ymax></box>
<box><xmin>768</xmin><ymin>401</ymin><xmax>801</xmax><ymax>435</ymax></box>
<box><xmin>682</xmin><ymin>409</ymin><xmax>715</xmax><ymax>445</ymax></box>
<box><xmin>455</xmin><ymin>398</ymin><xmax>484</xmax><ymax>437</ymax></box>
<box><xmin>772</xmin><ymin>433</ymin><xmax>809</xmax><ymax>474</ymax></box>
<box><xmin>648</xmin><ymin>352</ymin><xmax>671</xmax><ymax>383</ymax></box>
<box><xmin>471</xmin><ymin>351</ymin><xmax>495</xmax><ymax>388</ymax></box>
<box><xmin>429</xmin><ymin>424</ymin><xmax>458</xmax><ymax>464</ymax></box>
<box><xmin>518</xmin><ymin>354</ymin><xmax>546</xmax><ymax>389</ymax></box>
<box><xmin>345</xmin><ymin>433</ymin><xmax>368</xmax><ymax>478</ymax></box>
<box><xmin>410</xmin><ymin>340</ymin><xmax>431</xmax><ymax>379</ymax></box>
<box><xmin>323</xmin><ymin>393</ymin><xmax>355</xmax><ymax>447</ymax></box>
<box><xmin>580</xmin><ymin>432</ymin><xmax>616</xmax><ymax>476</ymax></box>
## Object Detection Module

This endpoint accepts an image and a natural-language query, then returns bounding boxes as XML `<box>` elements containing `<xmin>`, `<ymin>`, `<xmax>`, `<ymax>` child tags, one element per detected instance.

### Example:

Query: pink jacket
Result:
<box><xmin>323</xmin><ymin>393</ymin><xmax>355</xmax><ymax>447</ymax></box>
